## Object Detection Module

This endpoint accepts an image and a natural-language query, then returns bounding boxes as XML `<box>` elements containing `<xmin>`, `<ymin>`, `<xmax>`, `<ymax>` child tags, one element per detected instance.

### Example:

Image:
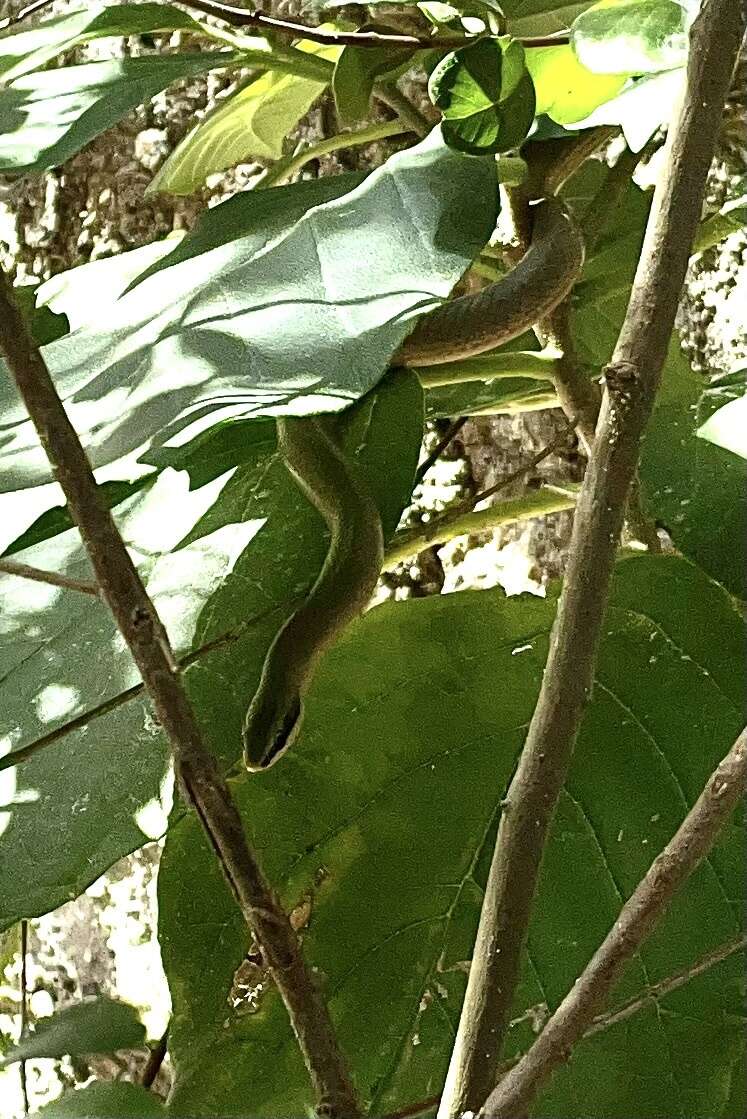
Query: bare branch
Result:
<box><xmin>0</xmin><ymin>558</ymin><xmax>99</xmax><ymax>597</ymax></box>
<box><xmin>0</xmin><ymin>0</ymin><xmax>571</xmax><ymax>49</ymax></box>
<box><xmin>482</xmin><ymin>728</ymin><xmax>747</xmax><ymax>1117</ymax></box>
<box><xmin>437</xmin><ymin>3</ymin><xmax>747</xmax><ymax>1114</ymax></box>
<box><xmin>0</xmin><ymin>273</ymin><xmax>360</xmax><ymax>1119</ymax></box>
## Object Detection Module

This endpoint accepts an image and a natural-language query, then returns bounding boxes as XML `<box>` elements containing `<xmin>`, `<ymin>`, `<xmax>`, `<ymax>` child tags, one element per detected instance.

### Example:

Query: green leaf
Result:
<box><xmin>525</xmin><ymin>43</ymin><xmax>627</xmax><ymax>123</ymax></box>
<box><xmin>148</xmin><ymin>41</ymin><xmax>336</xmax><ymax>195</ymax></box>
<box><xmin>31</xmin><ymin>1082</ymin><xmax>166</xmax><ymax>1118</ymax></box>
<box><xmin>640</xmin><ymin>347</ymin><xmax>747</xmax><ymax>598</ymax></box>
<box><xmin>0</xmin><ymin>2</ymin><xmax>207</xmax><ymax>83</ymax></box>
<box><xmin>131</xmin><ymin>171</ymin><xmax>364</xmax><ymax>290</ymax></box>
<box><xmin>0</xmin><ymin>132</ymin><xmax>495</xmax><ymax>492</ymax></box>
<box><xmin>572</xmin><ymin>0</ymin><xmax>689</xmax><ymax>74</ymax></box>
<box><xmin>430</xmin><ymin>37</ymin><xmax>536</xmax><ymax>154</ymax></box>
<box><xmin>159</xmin><ymin>553</ymin><xmax>744</xmax><ymax>1117</ymax></box>
<box><xmin>333</xmin><ymin>35</ymin><xmax>414</xmax><ymax>124</ymax></box>
<box><xmin>0</xmin><ymin>53</ymin><xmax>241</xmax><ymax>176</ymax></box>
<box><xmin>1</xmin><ymin>998</ymin><xmax>145</xmax><ymax>1065</ymax></box>
<box><xmin>0</xmin><ymin>372</ymin><xmax>422</xmax><ymax>927</ymax></box>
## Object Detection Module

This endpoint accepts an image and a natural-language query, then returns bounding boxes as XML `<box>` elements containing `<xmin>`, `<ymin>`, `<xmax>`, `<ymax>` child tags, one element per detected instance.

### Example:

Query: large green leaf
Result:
<box><xmin>0</xmin><ymin>371</ymin><xmax>423</xmax><ymax>927</ymax></box>
<box><xmin>640</xmin><ymin>347</ymin><xmax>747</xmax><ymax>599</ymax></box>
<box><xmin>31</xmin><ymin>1083</ymin><xmax>166</xmax><ymax>1118</ymax></box>
<box><xmin>0</xmin><ymin>131</ymin><xmax>495</xmax><ymax>492</ymax></box>
<box><xmin>332</xmin><ymin>35</ymin><xmax>414</xmax><ymax>125</ymax></box>
<box><xmin>159</xmin><ymin>553</ymin><xmax>744</xmax><ymax>1117</ymax></box>
<box><xmin>0</xmin><ymin>53</ymin><xmax>241</xmax><ymax>176</ymax></box>
<box><xmin>1</xmin><ymin>998</ymin><xmax>145</xmax><ymax>1065</ymax></box>
<box><xmin>0</xmin><ymin>2</ymin><xmax>209</xmax><ymax>83</ymax></box>
<box><xmin>0</xmin><ymin>179</ymin><xmax>363</xmax><ymax>550</ymax></box>
<box><xmin>148</xmin><ymin>41</ymin><xmax>337</xmax><ymax>195</ymax></box>
<box><xmin>571</xmin><ymin>0</ymin><xmax>689</xmax><ymax>74</ymax></box>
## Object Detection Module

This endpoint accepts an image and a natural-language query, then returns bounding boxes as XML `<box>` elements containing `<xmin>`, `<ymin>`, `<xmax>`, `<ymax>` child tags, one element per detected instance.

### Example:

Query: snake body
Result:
<box><xmin>243</xmin><ymin>196</ymin><xmax>584</xmax><ymax>772</ymax></box>
<box><xmin>243</xmin><ymin>417</ymin><xmax>384</xmax><ymax>770</ymax></box>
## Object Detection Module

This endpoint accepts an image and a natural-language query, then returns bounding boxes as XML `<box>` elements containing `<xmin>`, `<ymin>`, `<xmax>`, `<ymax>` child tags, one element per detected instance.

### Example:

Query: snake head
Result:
<box><xmin>243</xmin><ymin>689</ymin><xmax>303</xmax><ymax>773</ymax></box>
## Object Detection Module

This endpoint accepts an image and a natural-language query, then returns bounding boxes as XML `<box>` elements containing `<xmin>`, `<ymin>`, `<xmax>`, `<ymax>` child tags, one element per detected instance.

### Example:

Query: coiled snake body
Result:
<box><xmin>243</xmin><ymin>196</ymin><xmax>584</xmax><ymax>771</ymax></box>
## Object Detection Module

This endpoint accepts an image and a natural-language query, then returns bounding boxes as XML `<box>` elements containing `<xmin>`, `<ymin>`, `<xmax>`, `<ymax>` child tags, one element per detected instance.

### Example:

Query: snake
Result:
<box><xmin>242</xmin><ymin>194</ymin><xmax>585</xmax><ymax>771</ymax></box>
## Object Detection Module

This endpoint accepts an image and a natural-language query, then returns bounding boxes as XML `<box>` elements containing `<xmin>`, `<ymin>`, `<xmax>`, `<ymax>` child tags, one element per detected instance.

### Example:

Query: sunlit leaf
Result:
<box><xmin>0</xmin><ymin>53</ymin><xmax>241</xmax><ymax>175</ymax></box>
<box><xmin>572</xmin><ymin>0</ymin><xmax>688</xmax><ymax>74</ymax></box>
<box><xmin>526</xmin><ymin>43</ymin><xmax>627</xmax><ymax>123</ymax></box>
<box><xmin>148</xmin><ymin>41</ymin><xmax>337</xmax><ymax>194</ymax></box>
<box><xmin>0</xmin><ymin>1</ymin><xmax>207</xmax><ymax>83</ymax></box>
<box><xmin>0</xmin><ymin>132</ymin><xmax>495</xmax><ymax>492</ymax></box>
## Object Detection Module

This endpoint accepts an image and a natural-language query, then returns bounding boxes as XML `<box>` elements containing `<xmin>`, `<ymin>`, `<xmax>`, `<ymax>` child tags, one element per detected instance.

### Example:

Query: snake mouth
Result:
<box><xmin>244</xmin><ymin>695</ymin><xmax>303</xmax><ymax>772</ymax></box>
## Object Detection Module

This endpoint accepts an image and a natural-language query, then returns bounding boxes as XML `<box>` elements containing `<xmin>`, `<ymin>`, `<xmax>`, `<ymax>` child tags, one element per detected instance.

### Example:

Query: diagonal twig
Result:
<box><xmin>0</xmin><ymin>273</ymin><xmax>360</xmax><ymax>1119</ymax></box>
<box><xmin>437</xmin><ymin>3</ymin><xmax>747</xmax><ymax>1115</ymax></box>
<box><xmin>0</xmin><ymin>558</ymin><xmax>99</xmax><ymax>596</ymax></box>
<box><xmin>482</xmin><ymin>727</ymin><xmax>747</xmax><ymax>1116</ymax></box>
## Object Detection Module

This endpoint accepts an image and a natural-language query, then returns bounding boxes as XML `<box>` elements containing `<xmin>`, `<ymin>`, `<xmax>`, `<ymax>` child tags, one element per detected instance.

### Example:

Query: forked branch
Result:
<box><xmin>437</xmin><ymin>2</ymin><xmax>747</xmax><ymax>1115</ymax></box>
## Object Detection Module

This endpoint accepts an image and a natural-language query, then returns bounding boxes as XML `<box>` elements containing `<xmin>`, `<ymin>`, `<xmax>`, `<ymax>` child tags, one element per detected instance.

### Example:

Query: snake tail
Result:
<box><xmin>395</xmin><ymin>196</ymin><xmax>585</xmax><ymax>367</ymax></box>
<box><xmin>242</xmin><ymin>416</ymin><xmax>384</xmax><ymax>772</ymax></box>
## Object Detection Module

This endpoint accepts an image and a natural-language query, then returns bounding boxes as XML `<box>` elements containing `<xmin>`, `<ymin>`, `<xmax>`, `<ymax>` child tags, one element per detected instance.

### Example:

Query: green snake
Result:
<box><xmin>243</xmin><ymin>196</ymin><xmax>584</xmax><ymax>771</ymax></box>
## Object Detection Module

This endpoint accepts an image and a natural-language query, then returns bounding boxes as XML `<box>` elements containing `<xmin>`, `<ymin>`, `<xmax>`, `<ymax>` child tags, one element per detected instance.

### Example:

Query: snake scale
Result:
<box><xmin>243</xmin><ymin>195</ymin><xmax>585</xmax><ymax>771</ymax></box>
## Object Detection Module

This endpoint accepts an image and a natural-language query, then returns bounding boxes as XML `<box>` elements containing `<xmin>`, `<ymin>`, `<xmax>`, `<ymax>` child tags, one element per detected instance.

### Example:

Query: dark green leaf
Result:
<box><xmin>10</xmin><ymin>284</ymin><xmax>69</xmax><ymax>346</ymax></box>
<box><xmin>159</xmin><ymin>553</ymin><xmax>744</xmax><ymax>1117</ymax></box>
<box><xmin>572</xmin><ymin>0</ymin><xmax>689</xmax><ymax>74</ymax></box>
<box><xmin>640</xmin><ymin>345</ymin><xmax>747</xmax><ymax>598</ymax></box>
<box><xmin>0</xmin><ymin>131</ymin><xmax>495</xmax><ymax>492</ymax></box>
<box><xmin>0</xmin><ymin>2</ymin><xmax>206</xmax><ymax>82</ymax></box>
<box><xmin>430</xmin><ymin>37</ymin><xmax>536</xmax><ymax>154</ymax></box>
<box><xmin>1</xmin><ymin>998</ymin><xmax>145</xmax><ymax>1064</ymax></box>
<box><xmin>501</xmin><ymin>0</ymin><xmax>595</xmax><ymax>37</ymax></box>
<box><xmin>31</xmin><ymin>1082</ymin><xmax>166</xmax><ymax>1118</ymax></box>
<box><xmin>0</xmin><ymin>53</ymin><xmax>241</xmax><ymax>176</ymax></box>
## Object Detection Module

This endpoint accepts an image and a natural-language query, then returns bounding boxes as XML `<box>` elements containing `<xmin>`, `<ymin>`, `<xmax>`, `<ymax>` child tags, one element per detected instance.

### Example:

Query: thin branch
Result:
<box><xmin>482</xmin><ymin>728</ymin><xmax>747</xmax><ymax>1117</ymax></box>
<box><xmin>254</xmin><ymin>118</ymin><xmax>411</xmax><ymax>190</ymax></box>
<box><xmin>0</xmin><ymin>596</ymin><xmax>299</xmax><ymax>770</ymax></box>
<box><xmin>0</xmin><ymin>275</ymin><xmax>360</xmax><ymax>1119</ymax></box>
<box><xmin>414</xmin><ymin>418</ymin><xmax>468</xmax><ymax>485</ymax></box>
<box><xmin>0</xmin><ymin>0</ymin><xmax>570</xmax><ymax>48</ymax></box>
<box><xmin>0</xmin><ymin>559</ymin><xmax>99</xmax><ymax>597</ymax></box>
<box><xmin>585</xmin><ymin>932</ymin><xmax>747</xmax><ymax>1038</ymax></box>
<box><xmin>384</xmin><ymin>485</ymin><xmax>577</xmax><ymax>567</ymax></box>
<box><xmin>437</xmin><ymin>3</ymin><xmax>746</xmax><ymax>1115</ymax></box>
<box><xmin>390</xmin><ymin>429</ymin><xmax>574</xmax><ymax>565</ymax></box>
<box><xmin>380</xmin><ymin>932</ymin><xmax>746</xmax><ymax>1119</ymax></box>
<box><xmin>375</xmin><ymin>83</ymin><xmax>432</xmax><ymax>139</ymax></box>
<box><xmin>19</xmin><ymin>920</ymin><xmax>29</xmax><ymax>1118</ymax></box>
<box><xmin>141</xmin><ymin>1027</ymin><xmax>169</xmax><ymax>1090</ymax></box>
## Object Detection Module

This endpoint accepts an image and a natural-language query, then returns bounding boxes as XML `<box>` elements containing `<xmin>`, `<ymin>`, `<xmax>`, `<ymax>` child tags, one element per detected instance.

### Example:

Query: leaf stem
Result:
<box><xmin>415</xmin><ymin>349</ymin><xmax>561</xmax><ymax>388</ymax></box>
<box><xmin>437</xmin><ymin>2</ymin><xmax>747</xmax><ymax>1114</ymax></box>
<box><xmin>0</xmin><ymin>559</ymin><xmax>99</xmax><ymax>597</ymax></box>
<box><xmin>0</xmin><ymin>275</ymin><xmax>361</xmax><ymax>1119</ymax></box>
<box><xmin>255</xmin><ymin>118</ymin><xmax>410</xmax><ymax>189</ymax></box>
<box><xmin>385</xmin><ymin>485</ymin><xmax>577</xmax><ymax>567</ymax></box>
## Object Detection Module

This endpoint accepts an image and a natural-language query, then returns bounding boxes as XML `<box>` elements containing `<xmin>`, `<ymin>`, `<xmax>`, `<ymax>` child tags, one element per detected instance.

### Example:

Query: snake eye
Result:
<box><xmin>259</xmin><ymin>697</ymin><xmax>303</xmax><ymax>770</ymax></box>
